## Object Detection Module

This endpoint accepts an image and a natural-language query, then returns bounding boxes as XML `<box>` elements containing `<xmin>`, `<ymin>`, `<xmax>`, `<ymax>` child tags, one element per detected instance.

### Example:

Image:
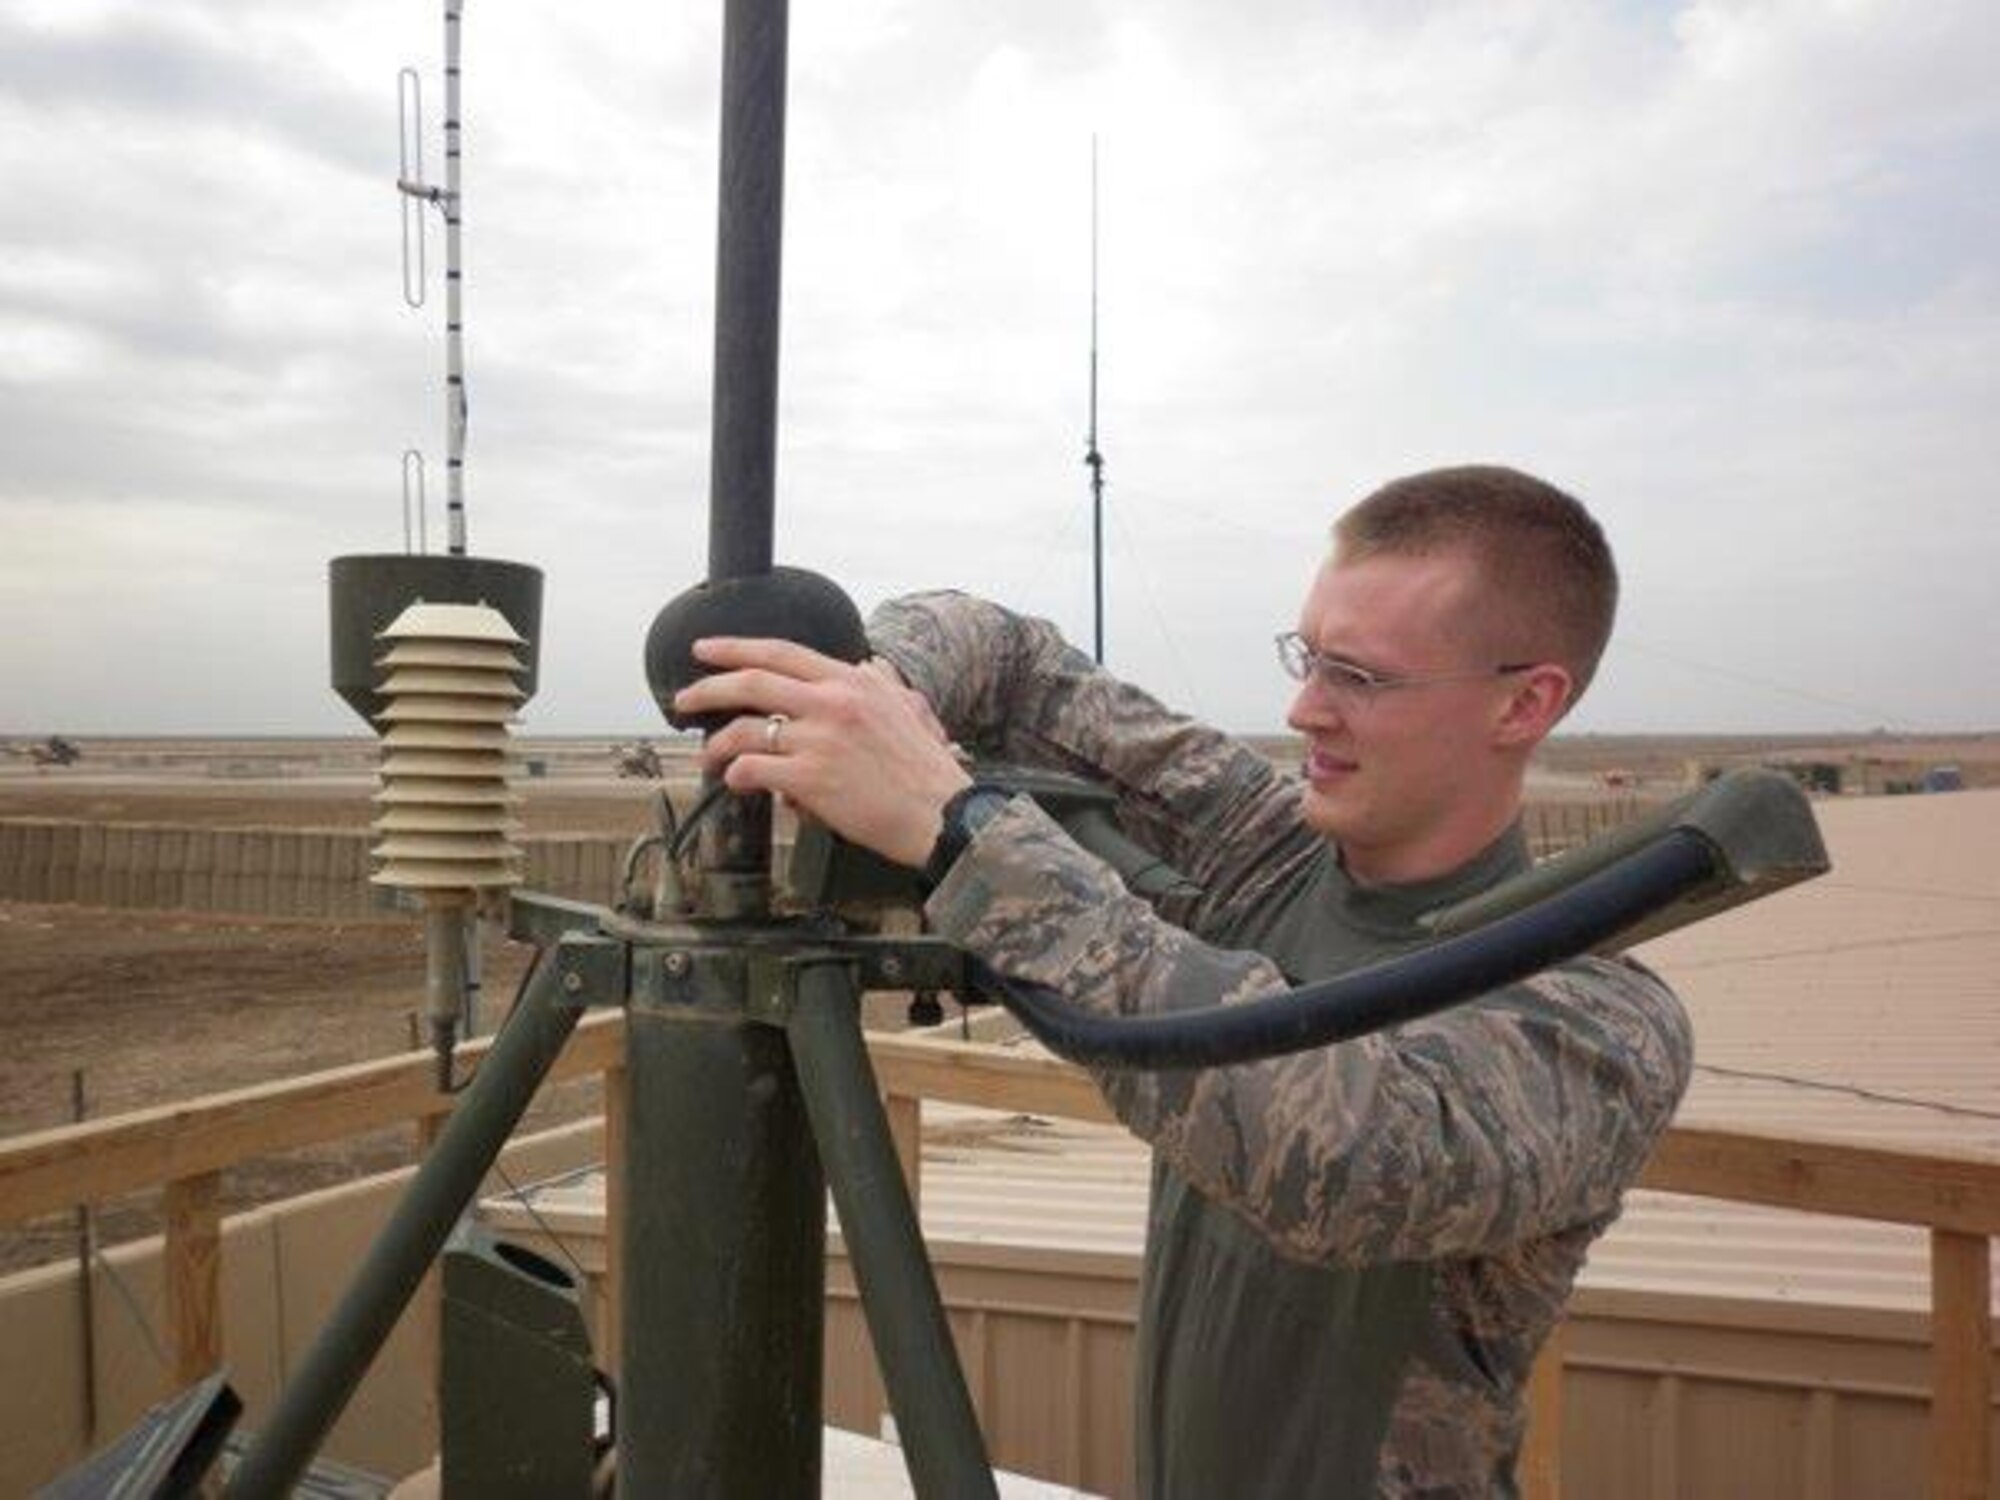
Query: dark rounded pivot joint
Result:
<box><xmin>645</xmin><ymin>565</ymin><xmax>869</xmax><ymax>732</ymax></box>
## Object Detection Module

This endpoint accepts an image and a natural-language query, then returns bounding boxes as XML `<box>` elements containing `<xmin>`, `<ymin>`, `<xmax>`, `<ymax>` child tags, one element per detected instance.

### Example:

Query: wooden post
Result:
<box><xmin>72</xmin><ymin>1070</ymin><xmax>97</xmax><ymax>1443</ymax></box>
<box><xmin>884</xmin><ymin>1089</ymin><xmax>922</xmax><ymax>1220</ymax></box>
<box><xmin>602</xmin><ymin>1063</ymin><xmax>629</xmax><ymax>1380</ymax></box>
<box><xmin>1520</xmin><ymin>1323</ymin><xmax>1564</xmax><ymax>1500</ymax></box>
<box><xmin>1929</xmin><ymin>1229</ymin><xmax>1993</xmax><ymax>1500</ymax></box>
<box><xmin>162</xmin><ymin>1171</ymin><xmax>222</xmax><ymax>1388</ymax></box>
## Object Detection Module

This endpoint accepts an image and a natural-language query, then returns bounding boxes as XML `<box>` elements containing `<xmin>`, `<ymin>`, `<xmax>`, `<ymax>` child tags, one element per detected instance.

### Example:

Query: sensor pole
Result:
<box><xmin>423</xmin><ymin>900</ymin><xmax>470</xmax><ymax>1089</ymax></box>
<box><xmin>707</xmin><ymin>0</ymin><xmax>787</xmax><ymax>583</ymax></box>
<box><xmin>618</xmin><ymin>0</ymin><xmax>830</xmax><ymax>1492</ymax></box>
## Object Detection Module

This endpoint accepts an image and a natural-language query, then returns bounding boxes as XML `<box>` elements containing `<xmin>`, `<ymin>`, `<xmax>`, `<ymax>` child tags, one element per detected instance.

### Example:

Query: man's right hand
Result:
<box><xmin>676</xmin><ymin>638</ymin><xmax>973</xmax><ymax>869</ymax></box>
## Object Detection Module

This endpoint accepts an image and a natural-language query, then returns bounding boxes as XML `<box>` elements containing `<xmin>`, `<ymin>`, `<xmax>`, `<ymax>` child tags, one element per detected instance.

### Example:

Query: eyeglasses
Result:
<box><xmin>1275</xmin><ymin>632</ymin><xmax>1536</xmax><ymax>700</ymax></box>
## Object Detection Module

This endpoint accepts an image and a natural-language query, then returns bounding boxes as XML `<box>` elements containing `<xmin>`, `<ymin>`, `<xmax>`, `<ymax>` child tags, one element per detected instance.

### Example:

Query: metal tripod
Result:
<box><xmin>226</xmin><ymin>893</ymin><xmax>1000</xmax><ymax>1497</ymax></box>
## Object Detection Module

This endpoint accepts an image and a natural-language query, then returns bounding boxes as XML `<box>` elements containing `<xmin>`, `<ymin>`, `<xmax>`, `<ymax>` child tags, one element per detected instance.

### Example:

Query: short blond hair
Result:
<box><xmin>1334</xmin><ymin>465</ymin><xmax>1618</xmax><ymax>702</ymax></box>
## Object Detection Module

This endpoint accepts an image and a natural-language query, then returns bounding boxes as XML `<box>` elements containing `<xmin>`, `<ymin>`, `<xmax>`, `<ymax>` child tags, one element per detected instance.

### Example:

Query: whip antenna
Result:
<box><xmin>1085</xmin><ymin>136</ymin><xmax>1107</xmax><ymax>664</ymax></box>
<box><xmin>397</xmin><ymin>0</ymin><xmax>470</xmax><ymax>557</ymax></box>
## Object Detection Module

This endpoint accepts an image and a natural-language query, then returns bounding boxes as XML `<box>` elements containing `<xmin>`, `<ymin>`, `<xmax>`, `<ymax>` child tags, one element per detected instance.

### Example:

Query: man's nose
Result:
<box><xmin>1285</xmin><ymin>677</ymin><xmax>1344</xmax><ymax>734</ymax></box>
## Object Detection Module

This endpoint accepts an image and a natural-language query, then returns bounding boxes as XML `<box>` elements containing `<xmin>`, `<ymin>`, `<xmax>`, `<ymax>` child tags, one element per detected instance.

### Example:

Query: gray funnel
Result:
<box><xmin>329</xmin><ymin>554</ymin><xmax>544</xmax><ymax>725</ymax></box>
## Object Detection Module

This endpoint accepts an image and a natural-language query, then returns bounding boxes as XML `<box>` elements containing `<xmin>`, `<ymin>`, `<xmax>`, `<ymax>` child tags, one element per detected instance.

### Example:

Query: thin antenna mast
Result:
<box><xmin>398</xmin><ymin>0</ymin><xmax>470</xmax><ymax>557</ymax></box>
<box><xmin>1085</xmin><ymin>136</ymin><xmax>1106</xmax><ymax>665</ymax></box>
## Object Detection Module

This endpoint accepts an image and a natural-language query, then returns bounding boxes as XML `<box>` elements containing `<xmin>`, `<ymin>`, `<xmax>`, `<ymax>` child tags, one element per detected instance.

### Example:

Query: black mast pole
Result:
<box><xmin>1085</xmin><ymin>136</ymin><xmax>1106</xmax><ymax>665</ymax></box>
<box><xmin>622</xmin><ymin>2</ymin><xmax>827</xmax><ymax>1494</ymax></box>
<box><xmin>708</xmin><ymin>0</ymin><xmax>787</xmax><ymax>581</ymax></box>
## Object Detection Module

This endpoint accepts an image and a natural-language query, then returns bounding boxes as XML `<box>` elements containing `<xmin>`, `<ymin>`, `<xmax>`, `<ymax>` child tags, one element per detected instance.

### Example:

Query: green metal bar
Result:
<box><xmin>787</xmin><ymin>962</ymin><xmax>997</xmax><ymax>1500</ymax></box>
<box><xmin>619</xmin><ymin>945</ymin><xmax>825</xmax><ymax>1496</ymax></box>
<box><xmin>1423</xmin><ymin>766</ymin><xmax>1827</xmax><ymax>947</ymax></box>
<box><xmin>225</xmin><ymin>938</ymin><xmax>602</xmax><ymax>1499</ymax></box>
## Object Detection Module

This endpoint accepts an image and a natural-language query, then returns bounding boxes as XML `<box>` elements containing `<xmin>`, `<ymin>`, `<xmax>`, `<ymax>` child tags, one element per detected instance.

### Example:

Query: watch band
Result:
<box><xmin>921</xmin><ymin>783</ymin><xmax>1015</xmax><ymax>891</ymax></box>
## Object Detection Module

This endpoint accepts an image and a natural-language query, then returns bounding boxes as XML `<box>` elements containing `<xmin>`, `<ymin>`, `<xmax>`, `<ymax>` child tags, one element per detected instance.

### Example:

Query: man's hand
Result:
<box><xmin>674</xmin><ymin>637</ymin><xmax>972</xmax><ymax>868</ymax></box>
<box><xmin>860</xmin><ymin>656</ymin><xmax>954</xmax><ymax>749</ymax></box>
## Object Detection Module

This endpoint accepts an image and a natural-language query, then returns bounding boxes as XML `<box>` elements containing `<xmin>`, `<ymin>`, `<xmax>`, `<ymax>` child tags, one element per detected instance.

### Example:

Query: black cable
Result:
<box><xmin>440</xmin><ymin>943</ymin><xmax>545</xmax><ymax>1095</ymax></box>
<box><xmin>974</xmin><ymin>831</ymin><xmax>1718</xmax><ymax>1070</ymax></box>
<box><xmin>1692</xmin><ymin>1062</ymin><xmax>2000</xmax><ymax>1123</ymax></box>
<box><xmin>668</xmin><ymin>781</ymin><xmax>730</xmax><ymax>863</ymax></box>
<box><xmin>1664</xmin><ymin>926</ymin><xmax>2000</xmax><ymax>970</ymax></box>
<box><xmin>488</xmin><ymin>1159</ymin><xmax>592</xmax><ymax>1286</ymax></box>
<box><xmin>1819</xmin><ymin>879</ymin><xmax>1999</xmax><ymax>905</ymax></box>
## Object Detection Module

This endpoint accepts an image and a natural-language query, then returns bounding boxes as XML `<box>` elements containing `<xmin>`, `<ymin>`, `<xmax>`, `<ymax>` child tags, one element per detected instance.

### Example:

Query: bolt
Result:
<box><xmin>663</xmin><ymin>951</ymin><xmax>691</xmax><ymax>978</ymax></box>
<box><xmin>561</xmin><ymin>970</ymin><xmax>584</xmax><ymax>995</ymax></box>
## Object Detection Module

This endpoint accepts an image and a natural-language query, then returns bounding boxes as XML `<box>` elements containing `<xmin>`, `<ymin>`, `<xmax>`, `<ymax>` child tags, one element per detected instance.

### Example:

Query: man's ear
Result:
<box><xmin>1493</xmin><ymin>664</ymin><xmax>1572</xmax><ymax>748</ymax></box>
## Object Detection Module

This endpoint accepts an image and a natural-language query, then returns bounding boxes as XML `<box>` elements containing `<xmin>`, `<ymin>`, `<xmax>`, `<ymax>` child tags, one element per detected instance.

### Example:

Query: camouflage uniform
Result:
<box><xmin>870</xmin><ymin>591</ymin><xmax>1692</xmax><ymax>1499</ymax></box>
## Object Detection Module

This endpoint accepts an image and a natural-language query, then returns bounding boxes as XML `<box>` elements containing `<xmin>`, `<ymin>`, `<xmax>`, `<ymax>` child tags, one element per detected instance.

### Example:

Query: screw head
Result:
<box><xmin>880</xmin><ymin>955</ymin><xmax>905</xmax><ymax>981</ymax></box>
<box><xmin>561</xmin><ymin>970</ymin><xmax>585</xmax><ymax>995</ymax></box>
<box><xmin>663</xmin><ymin>951</ymin><xmax>691</xmax><ymax>978</ymax></box>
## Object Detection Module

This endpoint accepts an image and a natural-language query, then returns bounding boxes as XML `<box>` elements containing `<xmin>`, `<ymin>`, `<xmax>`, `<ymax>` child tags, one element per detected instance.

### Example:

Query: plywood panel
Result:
<box><xmin>1680</xmin><ymin>1381</ymin><xmax>1809</xmax><ymax>1497</ymax></box>
<box><xmin>1564</xmin><ymin>1369</ymin><xmax>1668</xmax><ymax>1500</ymax></box>
<box><xmin>981</xmin><ymin>1310</ymin><xmax>1076</xmax><ymax>1483</ymax></box>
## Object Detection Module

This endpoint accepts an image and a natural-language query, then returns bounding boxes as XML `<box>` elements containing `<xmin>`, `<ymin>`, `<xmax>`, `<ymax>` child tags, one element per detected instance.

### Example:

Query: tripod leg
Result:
<box><xmin>225</xmin><ymin>935</ymin><xmax>607</xmax><ymax>1499</ymax></box>
<box><xmin>787</xmin><ymin>961</ymin><xmax>998</xmax><ymax>1500</ymax></box>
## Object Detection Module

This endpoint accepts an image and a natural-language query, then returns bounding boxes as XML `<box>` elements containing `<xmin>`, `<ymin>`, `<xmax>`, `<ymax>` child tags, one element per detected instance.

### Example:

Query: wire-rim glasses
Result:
<box><xmin>1275</xmin><ymin>632</ymin><xmax>1536</xmax><ymax>700</ymax></box>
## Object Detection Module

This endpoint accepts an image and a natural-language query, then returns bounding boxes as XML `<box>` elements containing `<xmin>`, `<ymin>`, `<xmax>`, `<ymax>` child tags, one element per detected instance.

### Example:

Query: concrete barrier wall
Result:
<box><xmin>0</xmin><ymin>820</ymin><xmax>630</xmax><ymax>918</ymax></box>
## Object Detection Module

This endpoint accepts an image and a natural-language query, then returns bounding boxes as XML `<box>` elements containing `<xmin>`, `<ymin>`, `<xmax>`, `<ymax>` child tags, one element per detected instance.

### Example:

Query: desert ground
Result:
<box><xmin>2</xmin><ymin>728</ymin><xmax>1993</xmax><ymax>1273</ymax></box>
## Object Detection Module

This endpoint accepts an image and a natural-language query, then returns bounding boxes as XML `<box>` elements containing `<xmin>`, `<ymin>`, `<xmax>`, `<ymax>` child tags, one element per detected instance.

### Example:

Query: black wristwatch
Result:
<box><xmin>921</xmin><ymin>782</ymin><xmax>1016</xmax><ymax>891</ymax></box>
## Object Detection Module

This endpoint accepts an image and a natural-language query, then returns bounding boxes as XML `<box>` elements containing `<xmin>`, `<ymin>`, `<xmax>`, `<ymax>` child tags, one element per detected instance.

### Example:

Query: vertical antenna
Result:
<box><xmin>397</xmin><ymin>2</ymin><xmax>470</xmax><ymax>557</ymax></box>
<box><xmin>1085</xmin><ymin>135</ymin><xmax>1106</xmax><ymax>665</ymax></box>
<box><xmin>440</xmin><ymin>0</ymin><xmax>467</xmax><ymax>556</ymax></box>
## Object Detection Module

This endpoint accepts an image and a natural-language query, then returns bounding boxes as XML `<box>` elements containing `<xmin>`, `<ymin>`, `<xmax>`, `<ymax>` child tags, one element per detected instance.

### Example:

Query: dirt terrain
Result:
<box><xmin>0</xmin><ymin>899</ymin><xmax>597</xmax><ymax>1272</ymax></box>
<box><xmin>3</xmin><ymin>729</ymin><xmax>1993</xmax><ymax>1272</ymax></box>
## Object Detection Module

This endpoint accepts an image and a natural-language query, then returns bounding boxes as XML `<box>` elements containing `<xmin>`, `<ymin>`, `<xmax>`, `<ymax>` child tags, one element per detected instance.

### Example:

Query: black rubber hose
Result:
<box><xmin>974</xmin><ymin>829</ymin><xmax>1717</xmax><ymax>1070</ymax></box>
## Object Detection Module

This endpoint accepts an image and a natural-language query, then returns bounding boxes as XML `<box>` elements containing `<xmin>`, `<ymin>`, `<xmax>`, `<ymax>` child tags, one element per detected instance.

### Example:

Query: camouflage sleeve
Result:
<box><xmin>929</xmin><ymin>797</ymin><xmax>1695</xmax><ymax>1267</ymax></box>
<box><xmin>869</xmin><ymin>590</ymin><xmax>1312</xmax><ymax>917</ymax></box>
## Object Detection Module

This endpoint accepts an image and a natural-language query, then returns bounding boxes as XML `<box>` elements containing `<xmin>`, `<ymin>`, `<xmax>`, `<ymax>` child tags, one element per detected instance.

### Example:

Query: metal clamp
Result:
<box><xmin>550</xmin><ymin>932</ymin><xmax>626</xmax><ymax>1010</ymax></box>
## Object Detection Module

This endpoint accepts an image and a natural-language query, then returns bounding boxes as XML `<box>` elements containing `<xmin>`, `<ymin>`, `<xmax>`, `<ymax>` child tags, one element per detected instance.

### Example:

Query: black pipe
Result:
<box><xmin>225</xmin><ymin>947</ymin><xmax>585</xmax><ymax>1499</ymax></box>
<box><xmin>700</xmin><ymin>0</ymin><xmax>789</xmax><ymax>905</ymax></box>
<box><xmin>788</xmin><ymin>963</ymin><xmax>997</xmax><ymax>1499</ymax></box>
<box><xmin>979</xmin><ymin>830</ymin><xmax>1718</xmax><ymax>1070</ymax></box>
<box><xmin>708</xmin><ymin>0</ymin><xmax>788</xmax><ymax>582</ymax></box>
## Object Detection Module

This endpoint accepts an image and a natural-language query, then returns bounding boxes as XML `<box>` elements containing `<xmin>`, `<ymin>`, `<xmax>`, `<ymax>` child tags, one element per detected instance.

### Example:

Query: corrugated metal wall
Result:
<box><xmin>490</xmin><ymin>1166</ymin><xmax>2000</xmax><ymax>1500</ymax></box>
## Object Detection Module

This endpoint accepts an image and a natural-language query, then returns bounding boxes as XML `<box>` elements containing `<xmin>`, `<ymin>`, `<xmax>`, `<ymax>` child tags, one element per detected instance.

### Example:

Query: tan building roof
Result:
<box><xmin>913</xmin><ymin>788</ymin><xmax>2000</xmax><ymax>1310</ymax></box>
<box><xmin>1600</xmin><ymin>786</ymin><xmax>2000</xmax><ymax>1310</ymax></box>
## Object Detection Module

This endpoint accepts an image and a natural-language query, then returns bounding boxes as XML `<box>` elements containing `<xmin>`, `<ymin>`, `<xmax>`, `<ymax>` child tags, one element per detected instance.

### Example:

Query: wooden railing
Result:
<box><xmin>0</xmin><ymin>1013</ymin><xmax>622</xmax><ymax>1409</ymax></box>
<box><xmin>1</xmin><ymin>1016</ymin><xmax>1993</xmax><ymax>1498</ymax></box>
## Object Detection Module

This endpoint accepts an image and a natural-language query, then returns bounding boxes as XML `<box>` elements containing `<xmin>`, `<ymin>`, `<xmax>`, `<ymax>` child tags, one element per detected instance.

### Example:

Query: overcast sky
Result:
<box><xmin>2</xmin><ymin>1</ymin><xmax>1995</xmax><ymax>737</ymax></box>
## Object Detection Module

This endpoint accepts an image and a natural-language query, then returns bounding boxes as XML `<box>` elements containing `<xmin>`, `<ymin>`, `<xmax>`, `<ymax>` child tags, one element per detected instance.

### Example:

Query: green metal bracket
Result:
<box><xmin>1423</xmin><ymin>767</ymin><xmax>1829</xmax><ymax>948</ymax></box>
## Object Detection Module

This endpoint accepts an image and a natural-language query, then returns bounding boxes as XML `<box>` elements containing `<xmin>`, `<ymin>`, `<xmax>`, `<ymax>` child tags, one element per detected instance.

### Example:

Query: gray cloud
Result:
<box><xmin>0</xmin><ymin>10</ymin><xmax>381</xmax><ymax>177</ymax></box>
<box><xmin>2</xmin><ymin>1</ymin><xmax>1996</xmax><ymax>736</ymax></box>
